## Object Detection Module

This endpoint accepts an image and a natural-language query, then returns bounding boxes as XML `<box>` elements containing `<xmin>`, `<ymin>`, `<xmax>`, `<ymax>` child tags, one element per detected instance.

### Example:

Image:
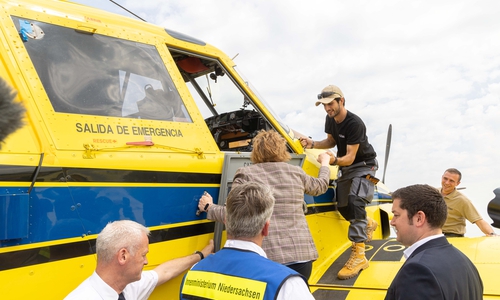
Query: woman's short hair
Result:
<box><xmin>250</xmin><ymin>130</ymin><xmax>291</xmax><ymax>163</ymax></box>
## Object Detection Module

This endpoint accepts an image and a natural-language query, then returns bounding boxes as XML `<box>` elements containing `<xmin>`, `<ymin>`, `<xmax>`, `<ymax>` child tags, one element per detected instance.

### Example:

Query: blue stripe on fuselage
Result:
<box><xmin>0</xmin><ymin>185</ymin><xmax>335</xmax><ymax>247</ymax></box>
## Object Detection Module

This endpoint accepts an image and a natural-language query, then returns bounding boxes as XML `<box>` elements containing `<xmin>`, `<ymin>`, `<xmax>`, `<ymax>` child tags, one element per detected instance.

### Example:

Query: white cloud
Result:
<box><xmin>76</xmin><ymin>0</ymin><xmax>500</xmax><ymax>236</ymax></box>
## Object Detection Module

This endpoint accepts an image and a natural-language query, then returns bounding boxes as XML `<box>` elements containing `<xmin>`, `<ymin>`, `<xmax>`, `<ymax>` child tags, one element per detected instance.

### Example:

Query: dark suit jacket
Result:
<box><xmin>385</xmin><ymin>236</ymin><xmax>483</xmax><ymax>300</ymax></box>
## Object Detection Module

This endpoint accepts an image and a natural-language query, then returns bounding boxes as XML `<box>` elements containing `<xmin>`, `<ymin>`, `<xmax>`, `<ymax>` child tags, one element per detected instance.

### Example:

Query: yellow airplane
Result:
<box><xmin>0</xmin><ymin>0</ymin><xmax>498</xmax><ymax>299</ymax></box>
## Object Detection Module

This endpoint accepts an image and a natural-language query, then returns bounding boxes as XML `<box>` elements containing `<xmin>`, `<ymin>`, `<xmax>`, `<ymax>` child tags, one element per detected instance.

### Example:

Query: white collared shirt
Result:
<box><xmin>403</xmin><ymin>234</ymin><xmax>444</xmax><ymax>259</ymax></box>
<box><xmin>64</xmin><ymin>270</ymin><xmax>158</xmax><ymax>300</ymax></box>
<box><xmin>223</xmin><ymin>239</ymin><xmax>315</xmax><ymax>300</ymax></box>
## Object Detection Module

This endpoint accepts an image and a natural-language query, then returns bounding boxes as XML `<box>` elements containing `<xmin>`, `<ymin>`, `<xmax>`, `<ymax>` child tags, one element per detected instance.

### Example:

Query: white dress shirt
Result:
<box><xmin>403</xmin><ymin>234</ymin><xmax>444</xmax><ymax>259</ymax></box>
<box><xmin>64</xmin><ymin>270</ymin><xmax>158</xmax><ymax>300</ymax></box>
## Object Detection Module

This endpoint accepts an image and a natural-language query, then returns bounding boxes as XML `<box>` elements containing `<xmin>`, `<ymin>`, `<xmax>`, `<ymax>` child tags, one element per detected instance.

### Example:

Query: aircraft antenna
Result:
<box><xmin>382</xmin><ymin>124</ymin><xmax>392</xmax><ymax>183</ymax></box>
<box><xmin>109</xmin><ymin>0</ymin><xmax>147</xmax><ymax>22</ymax></box>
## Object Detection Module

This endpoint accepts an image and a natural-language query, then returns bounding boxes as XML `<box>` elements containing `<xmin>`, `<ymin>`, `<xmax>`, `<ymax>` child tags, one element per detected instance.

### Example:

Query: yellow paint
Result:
<box><xmin>0</xmin><ymin>1</ymin><xmax>498</xmax><ymax>300</ymax></box>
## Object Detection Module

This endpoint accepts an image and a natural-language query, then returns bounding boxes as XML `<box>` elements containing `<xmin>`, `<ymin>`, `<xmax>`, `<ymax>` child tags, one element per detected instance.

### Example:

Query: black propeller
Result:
<box><xmin>381</xmin><ymin>124</ymin><xmax>392</xmax><ymax>184</ymax></box>
<box><xmin>488</xmin><ymin>188</ymin><xmax>500</xmax><ymax>229</ymax></box>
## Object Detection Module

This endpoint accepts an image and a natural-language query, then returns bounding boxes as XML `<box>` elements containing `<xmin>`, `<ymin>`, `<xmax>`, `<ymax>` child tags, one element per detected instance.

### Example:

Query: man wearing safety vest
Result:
<box><xmin>180</xmin><ymin>182</ymin><xmax>314</xmax><ymax>300</ymax></box>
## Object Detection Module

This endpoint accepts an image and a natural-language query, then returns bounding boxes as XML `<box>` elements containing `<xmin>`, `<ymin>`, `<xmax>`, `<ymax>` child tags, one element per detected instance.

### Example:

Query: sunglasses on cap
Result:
<box><xmin>317</xmin><ymin>91</ymin><xmax>341</xmax><ymax>100</ymax></box>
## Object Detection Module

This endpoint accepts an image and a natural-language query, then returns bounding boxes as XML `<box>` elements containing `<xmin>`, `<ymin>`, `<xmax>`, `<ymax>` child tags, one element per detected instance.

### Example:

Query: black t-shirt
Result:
<box><xmin>324</xmin><ymin>110</ymin><xmax>376</xmax><ymax>165</ymax></box>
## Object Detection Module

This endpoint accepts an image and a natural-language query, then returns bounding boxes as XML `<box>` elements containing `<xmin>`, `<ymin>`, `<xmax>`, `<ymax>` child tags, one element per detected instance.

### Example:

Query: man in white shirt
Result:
<box><xmin>65</xmin><ymin>220</ymin><xmax>213</xmax><ymax>300</ymax></box>
<box><xmin>180</xmin><ymin>182</ymin><xmax>314</xmax><ymax>300</ymax></box>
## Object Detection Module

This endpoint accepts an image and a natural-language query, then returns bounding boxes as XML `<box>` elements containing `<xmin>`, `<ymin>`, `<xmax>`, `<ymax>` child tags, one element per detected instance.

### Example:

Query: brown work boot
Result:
<box><xmin>337</xmin><ymin>242</ymin><xmax>369</xmax><ymax>280</ymax></box>
<box><xmin>366</xmin><ymin>217</ymin><xmax>378</xmax><ymax>243</ymax></box>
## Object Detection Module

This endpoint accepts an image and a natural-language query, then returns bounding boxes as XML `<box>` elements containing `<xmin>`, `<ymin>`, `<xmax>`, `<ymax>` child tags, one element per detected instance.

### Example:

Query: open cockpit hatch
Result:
<box><xmin>169</xmin><ymin>47</ymin><xmax>291</xmax><ymax>153</ymax></box>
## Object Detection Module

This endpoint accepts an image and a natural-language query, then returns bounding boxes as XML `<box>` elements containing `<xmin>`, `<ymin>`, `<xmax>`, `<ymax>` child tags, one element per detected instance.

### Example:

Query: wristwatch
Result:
<box><xmin>194</xmin><ymin>250</ymin><xmax>204</xmax><ymax>260</ymax></box>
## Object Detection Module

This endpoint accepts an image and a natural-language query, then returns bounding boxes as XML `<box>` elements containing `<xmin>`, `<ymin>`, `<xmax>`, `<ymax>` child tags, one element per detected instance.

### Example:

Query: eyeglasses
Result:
<box><xmin>317</xmin><ymin>92</ymin><xmax>340</xmax><ymax>100</ymax></box>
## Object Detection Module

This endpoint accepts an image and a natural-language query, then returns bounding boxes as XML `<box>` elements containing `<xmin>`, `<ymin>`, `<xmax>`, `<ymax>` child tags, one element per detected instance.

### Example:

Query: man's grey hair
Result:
<box><xmin>96</xmin><ymin>220</ymin><xmax>150</xmax><ymax>263</ymax></box>
<box><xmin>225</xmin><ymin>182</ymin><xmax>275</xmax><ymax>239</ymax></box>
<box><xmin>0</xmin><ymin>77</ymin><xmax>25</xmax><ymax>146</ymax></box>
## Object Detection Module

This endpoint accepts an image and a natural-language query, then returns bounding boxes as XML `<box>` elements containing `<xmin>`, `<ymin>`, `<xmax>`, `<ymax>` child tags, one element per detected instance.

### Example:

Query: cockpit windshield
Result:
<box><xmin>12</xmin><ymin>16</ymin><xmax>192</xmax><ymax>122</ymax></box>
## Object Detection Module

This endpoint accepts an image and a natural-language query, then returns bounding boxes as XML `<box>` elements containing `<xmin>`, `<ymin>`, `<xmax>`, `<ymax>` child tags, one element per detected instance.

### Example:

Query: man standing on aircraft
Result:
<box><xmin>299</xmin><ymin>84</ymin><xmax>378</xmax><ymax>280</ymax></box>
<box><xmin>65</xmin><ymin>220</ymin><xmax>213</xmax><ymax>300</ymax></box>
<box><xmin>386</xmin><ymin>184</ymin><xmax>483</xmax><ymax>299</ymax></box>
<box><xmin>440</xmin><ymin>168</ymin><xmax>497</xmax><ymax>237</ymax></box>
<box><xmin>181</xmin><ymin>182</ymin><xmax>314</xmax><ymax>300</ymax></box>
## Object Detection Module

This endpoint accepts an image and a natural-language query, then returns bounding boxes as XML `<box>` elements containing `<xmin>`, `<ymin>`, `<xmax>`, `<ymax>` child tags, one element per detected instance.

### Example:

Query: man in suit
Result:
<box><xmin>385</xmin><ymin>184</ymin><xmax>483</xmax><ymax>300</ymax></box>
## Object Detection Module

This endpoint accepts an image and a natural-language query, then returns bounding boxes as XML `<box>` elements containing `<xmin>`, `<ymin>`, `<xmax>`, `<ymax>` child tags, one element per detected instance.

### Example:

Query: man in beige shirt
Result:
<box><xmin>440</xmin><ymin>168</ymin><xmax>496</xmax><ymax>237</ymax></box>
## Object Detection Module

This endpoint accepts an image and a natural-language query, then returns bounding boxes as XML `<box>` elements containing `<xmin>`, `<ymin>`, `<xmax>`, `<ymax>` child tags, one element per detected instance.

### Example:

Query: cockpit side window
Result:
<box><xmin>12</xmin><ymin>17</ymin><xmax>191</xmax><ymax>122</ymax></box>
<box><xmin>169</xmin><ymin>48</ymin><xmax>273</xmax><ymax>152</ymax></box>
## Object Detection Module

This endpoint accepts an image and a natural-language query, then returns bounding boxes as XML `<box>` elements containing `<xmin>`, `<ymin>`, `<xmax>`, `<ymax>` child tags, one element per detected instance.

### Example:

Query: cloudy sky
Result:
<box><xmin>74</xmin><ymin>0</ymin><xmax>500</xmax><ymax>237</ymax></box>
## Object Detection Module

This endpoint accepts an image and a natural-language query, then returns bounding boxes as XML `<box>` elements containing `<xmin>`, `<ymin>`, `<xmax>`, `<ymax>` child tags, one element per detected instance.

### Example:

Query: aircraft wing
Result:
<box><xmin>309</xmin><ymin>236</ymin><xmax>500</xmax><ymax>299</ymax></box>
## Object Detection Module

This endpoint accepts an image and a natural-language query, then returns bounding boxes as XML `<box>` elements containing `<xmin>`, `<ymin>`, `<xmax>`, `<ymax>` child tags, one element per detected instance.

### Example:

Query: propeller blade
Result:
<box><xmin>382</xmin><ymin>124</ymin><xmax>392</xmax><ymax>183</ymax></box>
